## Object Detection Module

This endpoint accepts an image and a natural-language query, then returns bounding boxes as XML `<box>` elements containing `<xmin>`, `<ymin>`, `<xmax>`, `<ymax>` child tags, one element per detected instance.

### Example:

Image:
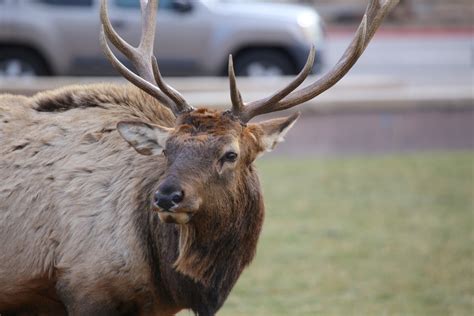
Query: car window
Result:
<box><xmin>36</xmin><ymin>0</ymin><xmax>93</xmax><ymax>6</ymax></box>
<box><xmin>115</xmin><ymin>0</ymin><xmax>173</xmax><ymax>9</ymax></box>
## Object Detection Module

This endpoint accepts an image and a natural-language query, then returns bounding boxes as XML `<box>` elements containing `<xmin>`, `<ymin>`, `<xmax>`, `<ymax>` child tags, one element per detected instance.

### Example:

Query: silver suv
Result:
<box><xmin>0</xmin><ymin>0</ymin><xmax>324</xmax><ymax>77</ymax></box>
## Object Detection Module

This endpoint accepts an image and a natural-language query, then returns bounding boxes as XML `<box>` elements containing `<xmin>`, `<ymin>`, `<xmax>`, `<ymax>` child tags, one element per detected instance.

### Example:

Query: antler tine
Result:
<box><xmin>101</xmin><ymin>0</ymin><xmax>193</xmax><ymax>115</ymax></box>
<box><xmin>100</xmin><ymin>29</ymin><xmax>174</xmax><ymax>110</ymax></box>
<box><xmin>100</xmin><ymin>0</ymin><xmax>135</xmax><ymax>61</ymax></box>
<box><xmin>239</xmin><ymin>45</ymin><xmax>316</xmax><ymax>121</ymax></box>
<box><xmin>228</xmin><ymin>55</ymin><xmax>245</xmax><ymax>115</ymax></box>
<box><xmin>236</xmin><ymin>0</ymin><xmax>398</xmax><ymax>122</ymax></box>
<box><xmin>100</xmin><ymin>0</ymin><xmax>155</xmax><ymax>83</ymax></box>
<box><xmin>140</xmin><ymin>0</ymin><xmax>193</xmax><ymax>113</ymax></box>
<box><xmin>266</xmin><ymin>13</ymin><xmax>369</xmax><ymax>113</ymax></box>
<box><xmin>152</xmin><ymin>56</ymin><xmax>194</xmax><ymax>112</ymax></box>
<box><xmin>100</xmin><ymin>0</ymin><xmax>169</xmax><ymax>104</ymax></box>
<box><xmin>138</xmin><ymin>0</ymin><xmax>157</xmax><ymax>58</ymax></box>
<box><xmin>228</xmin><ymin>47</ymin><xmax>315</xmax><ymax>120</ymax></box>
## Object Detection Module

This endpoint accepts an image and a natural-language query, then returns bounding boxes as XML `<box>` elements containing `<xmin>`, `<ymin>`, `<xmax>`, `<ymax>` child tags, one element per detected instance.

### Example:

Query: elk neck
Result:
<box><xmin>132</xmin><ymin>158</ymin><xmax>264</xmax><ymax>314</ymax></box>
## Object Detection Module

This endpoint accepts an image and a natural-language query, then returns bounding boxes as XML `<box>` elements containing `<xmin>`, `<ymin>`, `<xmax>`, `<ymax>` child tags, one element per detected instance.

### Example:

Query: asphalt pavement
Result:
<box><xmin>325</xmin><ymin>28</ymin><xmax>473</xmax><ymax>87</ymax></box>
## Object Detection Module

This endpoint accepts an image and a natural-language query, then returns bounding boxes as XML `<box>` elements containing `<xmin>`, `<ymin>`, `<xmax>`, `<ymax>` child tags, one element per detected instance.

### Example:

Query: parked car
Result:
<box><xmin>0</xmin><ymin>0</ymin><xmax>325</xmax><ymax>77</ymax></box>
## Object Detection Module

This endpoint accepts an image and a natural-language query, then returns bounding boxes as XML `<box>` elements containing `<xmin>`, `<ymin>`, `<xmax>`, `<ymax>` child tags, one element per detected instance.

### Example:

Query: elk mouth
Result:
<box><xmin>153</xmin><ymin>205</ymin><xmax>196</xmax><ymax>225</ymax></box>
<box><xmin>157</xmin><ymin>210</ymin><xmax>193</xmax><ymax>225</ymax></box>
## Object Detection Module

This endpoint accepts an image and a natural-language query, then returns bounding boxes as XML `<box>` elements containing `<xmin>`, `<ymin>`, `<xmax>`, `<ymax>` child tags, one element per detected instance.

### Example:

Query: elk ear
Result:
<box><xmin>251</xmin><ymin>112</ymin><xmax>300</xmax><ymax>154</ymax></box>
<box><xmin>117</xmin><ymin>121</ymin><xmax>173</xmax><ymax>156</ymax></box>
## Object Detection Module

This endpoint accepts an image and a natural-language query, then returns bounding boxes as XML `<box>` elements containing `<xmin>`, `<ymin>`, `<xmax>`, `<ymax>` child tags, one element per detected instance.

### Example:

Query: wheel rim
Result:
<box><xmin>245</xmin><ymin>62</ymin><xmax>284</xmax><ymax>77</ymax></box>
<box><xmin>0</xmin><ymin>59</ymin><xmax>37</xmax><ymax>77</ymax></box>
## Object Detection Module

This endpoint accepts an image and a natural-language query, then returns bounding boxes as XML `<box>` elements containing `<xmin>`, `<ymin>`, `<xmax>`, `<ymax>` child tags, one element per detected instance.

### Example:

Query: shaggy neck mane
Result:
<box><xmin>173</xmin><ymin>169</ymin><xmax>263</xmax><ymax>312</ymax></box>
<box><xmin>137</xmin><ymin>166</ymin><xmax>264</xmax><ymax>314</ymax></box>
<box><xmin>175</xmin><ymin>180</ymin><xmax>264</xmax><ymax>287</ymax></box>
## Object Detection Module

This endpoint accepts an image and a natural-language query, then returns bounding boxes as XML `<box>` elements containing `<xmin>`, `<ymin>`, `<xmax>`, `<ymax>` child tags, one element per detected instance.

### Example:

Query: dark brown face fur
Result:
<box><xmin>153</xmin><ymin>109</ymin><xmax>261</xmax><ymax>225</ymax></box>
<box><xmin>117</xmin><ymin>107</ymin><xmax>298</xmax><ymax>228</ymax></box>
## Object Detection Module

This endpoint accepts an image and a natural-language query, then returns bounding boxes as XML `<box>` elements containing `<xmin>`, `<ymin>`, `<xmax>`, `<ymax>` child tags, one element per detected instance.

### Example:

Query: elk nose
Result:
<box><xmin>154</xmin><ymin>187</ymin><xmax>184</xmax><ymax>211</ymax></box>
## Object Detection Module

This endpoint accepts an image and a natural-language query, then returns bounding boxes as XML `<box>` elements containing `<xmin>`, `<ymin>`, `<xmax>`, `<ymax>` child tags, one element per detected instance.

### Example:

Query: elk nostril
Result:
<box><xmin>153</xmin><ymin>189</ymin><xmax>184</xmax><ymax>211</ymax></box>
<box><xmin>171</xmin><ymin>191</ymin><xmax>184</xmax><ymax>204</ymax></box>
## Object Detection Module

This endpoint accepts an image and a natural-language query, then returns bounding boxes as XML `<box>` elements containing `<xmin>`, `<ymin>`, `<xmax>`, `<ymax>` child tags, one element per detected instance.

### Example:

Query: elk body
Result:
<box><xmin>0</xmin><ymin>0</ymin><xmax>398</xmax><ymax>315</ymax></box>
<box><xmin>0</xmin><ymin>84</ymin><xmax>271</xmax><ymax>315</ymax></box>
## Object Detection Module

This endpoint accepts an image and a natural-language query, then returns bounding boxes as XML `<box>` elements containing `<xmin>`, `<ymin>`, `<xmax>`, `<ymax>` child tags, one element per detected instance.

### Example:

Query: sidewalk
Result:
<box><xmin>0</xmin><ymin>75</ymin><xmax>471</xmax><ymax>115</ymax></box>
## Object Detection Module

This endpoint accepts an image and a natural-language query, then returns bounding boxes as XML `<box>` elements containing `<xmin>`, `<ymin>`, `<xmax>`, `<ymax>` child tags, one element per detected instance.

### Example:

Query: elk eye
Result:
<box><xmin>222</xmin><ymin>151</ymin><xmax>238</xmax><ymax>163</ymax></box>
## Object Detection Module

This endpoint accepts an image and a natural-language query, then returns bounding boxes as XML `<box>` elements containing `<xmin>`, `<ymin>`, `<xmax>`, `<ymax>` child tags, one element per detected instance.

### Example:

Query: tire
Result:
<box><xmin>233</xmin><ymin>49</ymin><xmax>295</xmax><ymax>77</ymax></box>
<box><xmin>0</xmin><ymin>47</ymin><xmax>50</xmax><ymax>77</ymax></box>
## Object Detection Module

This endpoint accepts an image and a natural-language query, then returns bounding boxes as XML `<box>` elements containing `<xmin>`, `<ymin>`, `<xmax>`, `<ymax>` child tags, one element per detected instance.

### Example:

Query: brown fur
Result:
<box><xmin>0</xmin><ymin>83</ymin><xmax>287</xmax><ymax>315</ymax></box>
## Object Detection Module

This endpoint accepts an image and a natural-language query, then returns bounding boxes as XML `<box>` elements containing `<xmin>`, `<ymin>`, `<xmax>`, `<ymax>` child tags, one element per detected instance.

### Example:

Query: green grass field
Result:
<box><xmin>215</xmin><ymin>152</ymin><xmax>473</xmax><ymax>315</ymax></box>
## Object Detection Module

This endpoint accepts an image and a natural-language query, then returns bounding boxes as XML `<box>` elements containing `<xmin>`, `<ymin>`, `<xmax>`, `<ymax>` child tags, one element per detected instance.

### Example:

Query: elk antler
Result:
<box><xmin>100</xmin><ymin>0</ymin><xmax>194</xmax><ymax>116</ymax></box>
<box><xmin>228</xmin><ymin>0</ymin><xmax>399</xmax><ymax>123</ymax></box>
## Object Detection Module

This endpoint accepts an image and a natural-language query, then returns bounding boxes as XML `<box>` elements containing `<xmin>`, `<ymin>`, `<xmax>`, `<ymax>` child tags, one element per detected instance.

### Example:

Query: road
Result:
<box><xmin>323</xmin><ymin>29</ymin><xmax>473</xmax><ymax>86</ymax></box>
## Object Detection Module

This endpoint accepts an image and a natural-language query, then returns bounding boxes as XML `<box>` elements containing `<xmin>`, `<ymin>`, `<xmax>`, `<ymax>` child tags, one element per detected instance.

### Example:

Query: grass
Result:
<box><xmin>216</xmin><ymin>152</ymin><xmax>473</xmax><ymax>316</ymax></box>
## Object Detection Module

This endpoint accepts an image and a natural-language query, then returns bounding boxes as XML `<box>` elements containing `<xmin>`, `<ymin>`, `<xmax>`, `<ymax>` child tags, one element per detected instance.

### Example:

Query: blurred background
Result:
<box><xmin>0</xmin><ymin>0</ymin><xmax>472</xmax><ymax>315</ymax></box>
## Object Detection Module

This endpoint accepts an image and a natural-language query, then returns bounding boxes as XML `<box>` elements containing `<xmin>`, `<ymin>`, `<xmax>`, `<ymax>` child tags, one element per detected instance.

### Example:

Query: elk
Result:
<box><xmin>0</xmin><ymin>0</ymin><xmax>398</xmax><ymax>314</ymax></box>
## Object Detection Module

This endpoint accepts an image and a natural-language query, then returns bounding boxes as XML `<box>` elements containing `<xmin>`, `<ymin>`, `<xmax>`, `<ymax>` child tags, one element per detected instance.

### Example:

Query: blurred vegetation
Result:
<box><xmin>215</xmin><ymin>152</ymin><xmax>474</xmax><ymax>315</ymax></box>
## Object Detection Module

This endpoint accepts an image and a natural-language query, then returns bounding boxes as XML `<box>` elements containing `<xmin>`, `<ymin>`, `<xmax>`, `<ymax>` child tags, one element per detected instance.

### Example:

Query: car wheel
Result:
<box><xmin>234</xmin><ymin>49</ymin><xmax>295</xmax><ymax>77</ymax></box>
<box><xmin>0</xmin><ymin>48</ymin><xmax>49</xmax><ymax>77</ymax></box>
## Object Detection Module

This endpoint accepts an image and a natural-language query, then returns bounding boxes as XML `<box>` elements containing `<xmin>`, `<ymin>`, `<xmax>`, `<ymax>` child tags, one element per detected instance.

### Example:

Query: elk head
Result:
<box><xmin>116</xmin><ymin>109</ymin><xmax>298</xmax><ymax>226</ymax></box>
<box><xmin>100</xmin><ymin>0</ymin><xmax>398</xmax><ymax>227</ymax></box>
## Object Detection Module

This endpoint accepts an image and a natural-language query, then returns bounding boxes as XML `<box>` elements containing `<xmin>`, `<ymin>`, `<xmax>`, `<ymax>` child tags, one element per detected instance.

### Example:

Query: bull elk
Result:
<box><xmin>0</xmin><ymin>0</ymin><xmax>398</xmax><ymax>314</ymax></box>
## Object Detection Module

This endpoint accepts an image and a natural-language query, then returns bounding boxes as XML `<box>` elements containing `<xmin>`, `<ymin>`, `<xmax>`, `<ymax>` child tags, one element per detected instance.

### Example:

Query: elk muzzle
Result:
<box><xmin>153</xmin><ymin>181</ymin><xmax>200</xmax><ymax>225</ymax></box>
